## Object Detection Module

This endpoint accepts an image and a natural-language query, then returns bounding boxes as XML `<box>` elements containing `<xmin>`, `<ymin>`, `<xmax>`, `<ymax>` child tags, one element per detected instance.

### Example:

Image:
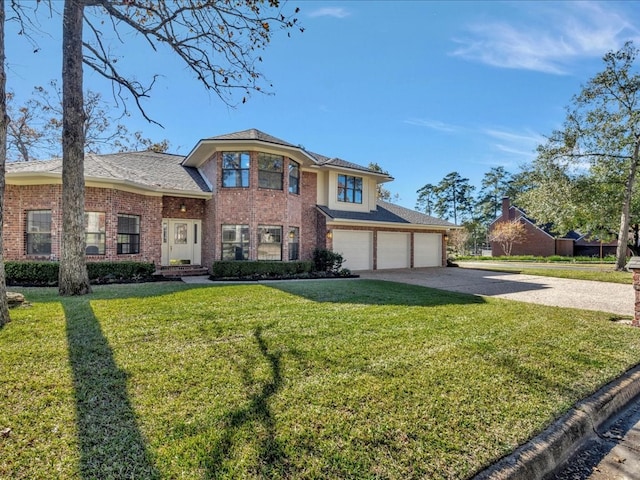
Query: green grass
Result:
<box><xmin>2</xmin><ymin>280</ymin><xmax>640</xmax><ymax>479</ymax></box>
<box><xmin>456</xmin><ymin>254</ymin><xmax>618</xmax><ymax>263</ymax></box>
<box><xmin>457</xmin><ymin>261</ymin><xmax>633</xmax><ymax>284</ymax></box>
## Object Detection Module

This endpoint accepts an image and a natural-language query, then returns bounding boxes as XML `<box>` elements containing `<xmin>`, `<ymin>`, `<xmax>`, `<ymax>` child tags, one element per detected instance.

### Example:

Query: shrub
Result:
<box><xmin>5</xmin><ymin>261</ymin><xmax>156</xmax><ymax>286</ymax></box>
<box><xmin>5</xmin><ymin>261</ymin><xmax>59</xmax><ymax>286</ymax></box>
<box><xmin>87</xmin><ymin>262</ymin><xmax>156</xmax><ymax>284</ymax></box>
<box><xmin>312</xmin><ymin>248</ymin><xmax>344</xmax><ymax>273</ymax></box>
<box><xmin>211</xmin><ymin>261</ymin><xmax>314</xmax><ymax>279</ymax></box>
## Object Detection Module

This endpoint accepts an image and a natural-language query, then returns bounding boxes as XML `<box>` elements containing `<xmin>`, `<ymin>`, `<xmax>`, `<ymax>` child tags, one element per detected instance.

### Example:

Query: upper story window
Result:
<box><xmin>222</xmin><ymin>152</ymin><xmax>250</xmax><ymax>188</ymax></box>
<box><xmin>258</xmin><ymin>153</ymin><xmax>284</xmax><ymax>190</ymax></box>
<box><xmin>337</xmin><ymin>174</ymin><xmax>363</xmax><ymax>204</ymax></box>
<box><xmin>85</xmin><ymin>212</ymin><xmax>106</xmax><ymax>255</ymax></box>
<box><xmin>288</xmin><ymin>160</ymin><xmax>300</xmax><ymax>194</ymax></box>
<box><xmin>26</xmin><ymin>210</ymin><xmax>52</xmax><ymax>255</ymax></box>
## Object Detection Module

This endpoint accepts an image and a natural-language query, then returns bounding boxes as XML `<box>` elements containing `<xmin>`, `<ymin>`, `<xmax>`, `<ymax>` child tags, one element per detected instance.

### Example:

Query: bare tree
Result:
<box><xmin>12</xmin><ymin>0</ymin><xmax>301</xmax><ymax>295</ymax></box>
<box><xmin>488</xmin><ymin>220</ymin><xmax>527</xmax><ymax>257</ymax></box>
<box><xmin>448</xmin><ymin>228</ymin><xmax>469</xmax><ymax>256</ymax></box>
<box><xmin>7</xmin><ymin>82</ymin><xmax>170</xmax><ymax>162</ymax></box>
<box><xmin>6</xmin><ymin>92</ymin><xmax>45</xmax><ymax>162</ymax></box>
<box><xmin>0</xmin><ymin>0</ymin><xmax>10</xmax><ymax>326</ymax></box>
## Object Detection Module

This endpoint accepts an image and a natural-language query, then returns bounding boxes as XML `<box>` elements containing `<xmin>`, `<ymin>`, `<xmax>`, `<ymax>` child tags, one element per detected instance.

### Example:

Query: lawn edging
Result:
<box><xmin>472</xmin><ymin>363</ymin><xmax>640</xmax><ymax>479</ymax></box>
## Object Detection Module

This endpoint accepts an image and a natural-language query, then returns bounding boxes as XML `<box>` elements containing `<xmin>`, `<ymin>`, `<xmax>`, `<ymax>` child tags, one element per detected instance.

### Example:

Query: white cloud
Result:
<box><xmin>483</xmin><ymin>128</ymin><xmax>542</xmax><ymax>158</ymax></box>
<box><xmin>307</xmin><ymin>7</ymin><xmax>350</xmax><ymax>19</ymax></box>
<box><xmin>451</xmin><ymin>1</ymin><xmax>640</xmax><ymax>74</ymax></box>
<box><xmin>404</xmin><ymin>118</ymin><xmax>461</xmax><ymax>133</ymax></box>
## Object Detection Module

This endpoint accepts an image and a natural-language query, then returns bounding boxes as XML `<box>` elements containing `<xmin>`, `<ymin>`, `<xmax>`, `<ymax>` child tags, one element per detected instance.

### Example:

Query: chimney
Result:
<box><xmin>501</xmin><ymin>197</ymin><xmax>510</xmax><ymax>221</ymax></box>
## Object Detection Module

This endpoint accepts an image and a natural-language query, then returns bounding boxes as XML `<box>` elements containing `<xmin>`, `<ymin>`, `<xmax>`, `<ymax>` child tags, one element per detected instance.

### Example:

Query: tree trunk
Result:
<box><xmin>59</xmin><ymin>0</ymin><xmax>91</xmax><ymax>295</ymax></box>
<box><xmin>0</xmin><ymin>0</ymin><xmax>11</xmax><ymax>326</ymax></box>
<box><xmin>615</xmin><ymin>141</ymin><xmax>640</xmax><ymax>271</ymax></box>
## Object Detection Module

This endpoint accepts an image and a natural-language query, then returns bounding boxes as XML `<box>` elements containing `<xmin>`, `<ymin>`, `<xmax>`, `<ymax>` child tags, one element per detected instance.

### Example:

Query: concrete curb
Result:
<box><xmin>472</xmin><ymin>364</ymin><xmax>640</xmax><ymax>479</ymax></box>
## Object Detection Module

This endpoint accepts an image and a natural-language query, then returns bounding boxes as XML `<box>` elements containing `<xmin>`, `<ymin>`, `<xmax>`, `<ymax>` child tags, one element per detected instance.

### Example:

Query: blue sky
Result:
<box><xmin>6</xmin><ymin>1</ymin><xmax>640</xmax><ymax>211</ymax></box>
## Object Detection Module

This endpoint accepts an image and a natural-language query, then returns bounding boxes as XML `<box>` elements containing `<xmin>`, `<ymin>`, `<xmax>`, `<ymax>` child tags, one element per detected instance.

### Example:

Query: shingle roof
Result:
<box><xmin>309</xmin><ymin>152</ymin><xmax>384</xmax><ymax>175</ymax></box>
<box><xmin>377</xmin><ymin>201</ymin><xmax>456</xmax><ymax>227</ymax></box>
<box><xmin>205</xmin><ymin>130</ymin><xmax>388</xmax><ymax>176</ymax></box>
<box><xmin>317</xmin><ymin>201</ymin><xmax>455</xmax><ymax>227</ymax></box>
<box><xmin>206</xmin><ymin>128</ymin><xmax>298</xmax><ymax>148</ymax></box>
<box><xmin>511</xmin><ymin>205</ymin><xmax>581</xmax><ymax>240</ymax></box>
<box><xmin>7</xmin><ymin>151</ymin><xmax>211</xmax><ymax>194</ymax></box>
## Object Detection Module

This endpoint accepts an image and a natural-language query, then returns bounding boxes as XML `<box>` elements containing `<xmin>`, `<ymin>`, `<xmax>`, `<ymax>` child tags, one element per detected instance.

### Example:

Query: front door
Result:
<box><xmin>162</xmin><ymin>219</ymin><xmax>202</xmax><ymax>266</ymax></box>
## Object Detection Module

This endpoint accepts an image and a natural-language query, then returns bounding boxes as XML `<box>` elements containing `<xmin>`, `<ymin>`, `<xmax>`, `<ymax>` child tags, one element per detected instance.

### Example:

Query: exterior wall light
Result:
<box><xmin>326</xmin><ymin>230</ymin><xmax>333</xmax><ymax>240</ymax></box>
<box><xmin>180</xmin><ymin>203</ymin><xmax>187</xmax><ymax>213</ymax></box>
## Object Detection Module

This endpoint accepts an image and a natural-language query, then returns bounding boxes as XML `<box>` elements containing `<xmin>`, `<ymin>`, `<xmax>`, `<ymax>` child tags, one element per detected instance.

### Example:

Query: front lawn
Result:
<box><xmin>2</xmin><ymin>280</ymin><xmax>640</xmax><ymax>479</ymax></box>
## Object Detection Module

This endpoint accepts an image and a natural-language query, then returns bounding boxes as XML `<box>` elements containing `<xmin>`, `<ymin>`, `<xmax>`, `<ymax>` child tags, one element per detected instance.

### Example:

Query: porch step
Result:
<box><xmin>154</xmin><ymin>266</ymin><xmax>209</xmax><ymax>278</ymax></box>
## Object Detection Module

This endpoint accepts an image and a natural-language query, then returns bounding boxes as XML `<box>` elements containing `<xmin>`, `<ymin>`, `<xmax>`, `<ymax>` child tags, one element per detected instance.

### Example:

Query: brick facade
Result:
<box><xmin>5</xmin><ymin>134</ymin><xmax>452</xmax><ymax>271</ymax></box>
<box><xmin>5</xmin><ymin>184</ymin><xmax>163</xmax><ymax>265</ymax></box>
<box><xmin>204</xmin><ymin>151</ymin><xmax>310</xmax><ymax>264</ymax></box>
<box><xmin>491</xmin><ymin>198</ymin><xmax>558</xmax><ymax>257</ymax></box>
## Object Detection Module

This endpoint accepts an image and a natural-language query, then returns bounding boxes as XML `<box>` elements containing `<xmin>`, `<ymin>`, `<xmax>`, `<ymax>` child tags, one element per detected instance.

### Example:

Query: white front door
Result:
<box><xmin>162</xmin><ymin>219</ymin><xmax>202</xmax><ymax>266</ymax></box>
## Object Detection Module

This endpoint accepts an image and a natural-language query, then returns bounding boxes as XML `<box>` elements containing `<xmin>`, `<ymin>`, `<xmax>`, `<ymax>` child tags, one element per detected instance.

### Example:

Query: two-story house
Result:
<box><xmin>5</xmin><ymin>129</ymin><xmax>454</xmax><ymax>271</ymax></box>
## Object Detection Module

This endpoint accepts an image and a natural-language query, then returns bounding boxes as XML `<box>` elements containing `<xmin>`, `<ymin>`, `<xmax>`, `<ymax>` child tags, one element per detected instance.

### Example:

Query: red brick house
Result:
<box><xmin>490</xmin><ymin>197</ymin><xmax>616</xmax><ymax>257</ymax></box>
<box><xmin>5</xmin><ymin>129</ymin><xmax>454</xmax><ymax>271</ymax></box>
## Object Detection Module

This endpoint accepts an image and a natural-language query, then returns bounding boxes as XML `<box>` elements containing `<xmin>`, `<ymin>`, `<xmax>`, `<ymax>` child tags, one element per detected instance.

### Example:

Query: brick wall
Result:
<box><xmin>4</xmin><ymin>184</ymin><xmax>62</xmax><ymax>260</ymax></box>
<box><xmin>490</xmin><ymin>215</ymin><xmax>556</xmax><ymax>257</ymax></box>
<box><xmin>4</xmin><ymin>184</ymin><xmax>163</xmax><ymax>265</ymax></box>
<box><xmin>206</xmin><ymin>151</ymin><xmax>314</xmax><ymax>264</ymax></box>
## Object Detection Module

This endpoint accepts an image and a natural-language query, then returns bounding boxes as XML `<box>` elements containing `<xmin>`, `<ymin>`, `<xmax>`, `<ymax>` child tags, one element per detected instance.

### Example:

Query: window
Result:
<box><xmin>222</xmin><ymin>225</ymin><xmax>249</xmax><ymax>260</ymax></box>
<box><xmin>289</xmin><ymin>160</ymin><xmax>300</xmax><ymax>194</ymax></box>
<box><xmin>26</xmin><ymin>210</ymin><xmax>52</xmax><ymax>255</ymax></box>
<box><xmin>117</xmin><ymin>214</ymin><xmax>140</xmax><ymax>254</ymax></box>
<box><xmin>337</xmin><ymin>174</ymin><xmax>363</xmax><ymax>204</ymax></box>
<box><xmin>222</xmin><ymin>152</ymin><xmax>250</xmax><ymax>187</ymax></box>
<box><xmin>258</xmin><ymin>225</ymin><xmax>282</xmax><ymax>260</ymax></box>
<box><xmin>288</xmin><ymin>227</ymin><xmax>299</xmax><ymax>261</ymax></box>
<box><xmin>85</xmin><ymin>212</ymin><xmax>106</xmax><ymax>255</ymax></box>
<box><xmin>258</xmin><ymin>153</ymin><xmax>284</xmax><ymax>190</ymax></box>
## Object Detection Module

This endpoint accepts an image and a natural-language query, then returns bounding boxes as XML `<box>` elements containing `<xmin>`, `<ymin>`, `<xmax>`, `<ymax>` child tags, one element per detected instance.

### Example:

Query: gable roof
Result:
<box><xmin>7</xmin><ymin>129</ymin><xmax>394</xmax><ymax>193</ymax></box>
<box><xmin>206</xmin><ymin>128</ymin><xmax>298</xmax><ymax>148</ymax></box>
<box><xmin>7</xmin><ymin>151</ymin><xmax>211</xmax><ymax>196</ymax></box>
<box><xmin>184</xmin><ymin>128</ymin><xmax>392</xmax><ymax>179</ymax></box>
<box><xmin>317</xmin><ymin>200</ymin><xmax>455</xmax><ymax>228</ymax></box>
<box><xmin>493</xmin><ymin>201</ymin><xmax>581</xmax><ymax>241</ymax></box>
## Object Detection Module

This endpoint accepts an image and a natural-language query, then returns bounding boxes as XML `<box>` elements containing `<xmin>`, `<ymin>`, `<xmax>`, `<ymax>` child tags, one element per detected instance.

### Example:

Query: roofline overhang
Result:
<box><xmin>325</xmin><ymin>218</ymin><xmax>458</xmax><ymax>231</ymax></box>
<box><xmin>182</xmin><ymin>138</ymin><xmax>318</xmax><ymax>168</ymax></box>
<box><xmin>308</xmin><ymin>164</ymin><xmax>394</xmax><ymax>182</ymax></box>
<box><xmin>7</xmin><ymin>172</ymin><xmax>212</xmax><ymax>199</ymax></box>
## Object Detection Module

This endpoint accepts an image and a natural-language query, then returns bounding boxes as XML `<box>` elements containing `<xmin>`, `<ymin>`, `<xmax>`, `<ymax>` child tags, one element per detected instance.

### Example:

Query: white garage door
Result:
<box><xmin>414</xmin><ymin>233</ymin><xmax>442</xmax><ymax>267</ymax></box>
<box><xmin>377</xmin><ymin>232</ymin><xmax>410</xmax><ymax>269</ymax></box>
<box><xmin>332</xmin><ymin>230</ymin><xmax>373</xmax><ymax>270</ymax></box>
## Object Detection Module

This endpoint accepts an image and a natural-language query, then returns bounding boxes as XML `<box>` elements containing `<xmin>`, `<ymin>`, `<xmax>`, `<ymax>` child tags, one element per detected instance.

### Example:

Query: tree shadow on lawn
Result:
<box><xmin>63</xmin><ymin>297</ymin><xmax>160</xmax><ymax>479</ymax></box>
<box><xmin>358</xmin><ymin>267</ymin><xmax>555</xmax><ymax>297</ymax></box>
<box><xmin>204</xmin><ymin>325</ymin><xmax>289</xmax><ymax>478</ymax></box>
<box><xmin>268</xmin><ymin>279</ymin><xmax>487</xmax><ymax>307</ymax></box>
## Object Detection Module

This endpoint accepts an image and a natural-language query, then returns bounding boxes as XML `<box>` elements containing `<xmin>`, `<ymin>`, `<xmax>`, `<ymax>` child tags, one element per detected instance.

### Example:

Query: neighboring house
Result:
<box><xmin>490</xmin><ymin>197</ymin><xmax>576</xmax><ymax>257</ymax></box>
<box><xmin>5</xmin><ymin>129</ymin><xmax>455</xmax><ymax>272</ymax></box>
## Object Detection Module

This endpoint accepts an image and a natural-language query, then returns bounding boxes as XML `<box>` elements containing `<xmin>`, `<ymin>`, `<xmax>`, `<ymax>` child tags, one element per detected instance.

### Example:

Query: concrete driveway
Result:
<box><xmin>357</xmin><ymin>267</ymin><xmax>634</xmax><ymax>317</ymax></box>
